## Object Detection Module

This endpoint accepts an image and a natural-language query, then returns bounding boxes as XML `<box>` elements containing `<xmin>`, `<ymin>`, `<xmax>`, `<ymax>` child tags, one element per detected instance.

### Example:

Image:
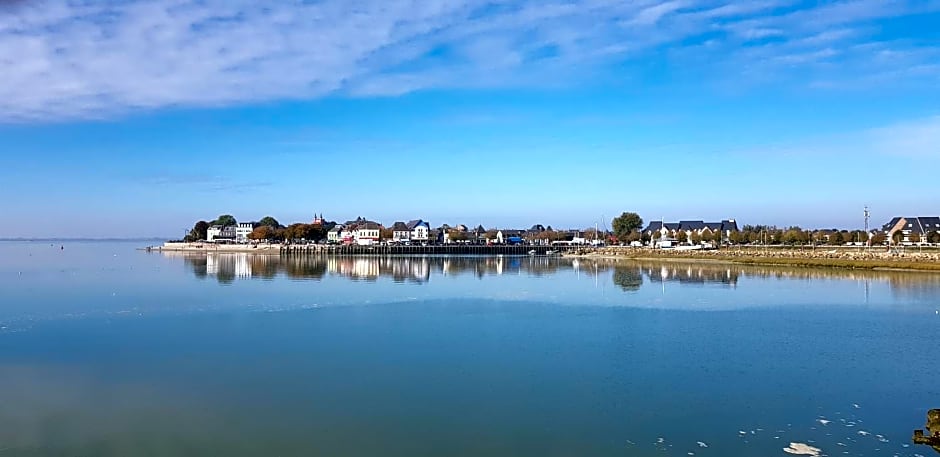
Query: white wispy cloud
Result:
<box><xmin>867</xmin><ymin>116</ymin><xmax>940</xmax><ymax>158</ymax></box>
<box><xmin>0</xmin><ymin>0</ymin><xmax>937</xmax><ymax>122</ymax></box>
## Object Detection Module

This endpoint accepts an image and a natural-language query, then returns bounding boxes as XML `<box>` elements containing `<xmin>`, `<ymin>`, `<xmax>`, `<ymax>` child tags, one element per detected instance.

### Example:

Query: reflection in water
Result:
<box><xmin>163</xmin><ymin>252</ymin><xmax>940</xmax><ymax>302</ymax></box>
<box><xmin>171</xmin><ymin>253</ymin><xmax>578</xmax><ymax>284</ymax></box>
<box><xmin>612</xmin><ymin>266</ymin><xmax>643</xmax><ymax>292</ymax></box>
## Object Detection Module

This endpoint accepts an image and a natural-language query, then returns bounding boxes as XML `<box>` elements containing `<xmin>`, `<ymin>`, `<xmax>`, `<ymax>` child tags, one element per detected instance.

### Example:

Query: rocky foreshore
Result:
<box><xmin>565</xmin><ymin>246</ymin><xmax>940</xmax><ymax>270</ymax></box>
<box><xmin>146</xmin><ymin>242</ymin><xmax>281</xmax><ymax>252</ymax></box>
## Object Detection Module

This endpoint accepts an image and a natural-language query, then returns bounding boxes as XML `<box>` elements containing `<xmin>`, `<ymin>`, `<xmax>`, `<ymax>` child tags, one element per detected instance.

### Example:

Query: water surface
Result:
<box><xmin>1</xmin><ymin>241</ymin><xmax>938</xmax><ymax>456</ymax></box>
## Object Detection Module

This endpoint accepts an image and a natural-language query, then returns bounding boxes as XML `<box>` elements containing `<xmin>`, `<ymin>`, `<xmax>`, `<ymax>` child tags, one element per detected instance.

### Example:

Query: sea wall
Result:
<box><xmin>567</xmin><ymin>246</ymin><xmax>940</xmax><ymax>270</ymax></box>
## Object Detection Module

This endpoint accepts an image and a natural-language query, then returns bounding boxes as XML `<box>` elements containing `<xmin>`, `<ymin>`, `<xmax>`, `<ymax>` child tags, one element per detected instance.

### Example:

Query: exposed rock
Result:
<box><xmin>913</xmin><ymin>409</ymin><xmax>940</xmax><ymax>454</ymax></box>
<box><xmin>783</xmin><ymin>442</ymin><xmax>821</xmax><ymax>456</ymax></box>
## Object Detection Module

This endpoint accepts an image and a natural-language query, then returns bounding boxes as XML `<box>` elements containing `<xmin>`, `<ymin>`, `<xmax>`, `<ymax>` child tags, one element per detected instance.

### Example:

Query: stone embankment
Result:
<box><xmin>566</xmin><ymin>247</ymin><xmax>940</xmax><ymax>271</ymax></box>
<box><xmin>147</xmin><ymin>242</ymin><xmax>280</xmax><ymax>253</ymax></box>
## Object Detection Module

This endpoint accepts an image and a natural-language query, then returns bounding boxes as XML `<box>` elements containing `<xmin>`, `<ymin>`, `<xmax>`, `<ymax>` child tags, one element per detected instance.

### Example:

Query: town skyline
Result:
<box><xmin>2</xmin><ymin>1</ymin><xmax>938</xmax><ymax>238</ymax></box>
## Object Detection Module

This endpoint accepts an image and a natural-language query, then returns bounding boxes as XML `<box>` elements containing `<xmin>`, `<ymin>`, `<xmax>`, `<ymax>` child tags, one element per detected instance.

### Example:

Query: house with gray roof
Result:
<box><xmin>883</xmin><ymin>216</ymin><xmax>940</xmax><ymax>243</ymax></box>
<box><xmin>644</xmin><ymin>219</ymin><xmax>738</xmax><ymax>242</ymax></box>
<box><xmin>406</xmin><ymin>219</ymin><xmax>430</xmax><ymax>242</ymax></box>
<box><xmin>391</xmin><ymin>222</ymin><xmax>411</xmax><ymax>242</ymax></box>
<box><xmin>327</xmin><ymin>225</ymin><xmax>343</xmax><ymax>244</ymax></box>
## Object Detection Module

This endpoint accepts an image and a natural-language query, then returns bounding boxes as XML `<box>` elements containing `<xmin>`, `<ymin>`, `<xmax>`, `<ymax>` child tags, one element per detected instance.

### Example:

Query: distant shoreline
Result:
<box><xmin>1</xmin><ymin>238</ymin><xmax>166</xmax><ymax>242</ymax></box>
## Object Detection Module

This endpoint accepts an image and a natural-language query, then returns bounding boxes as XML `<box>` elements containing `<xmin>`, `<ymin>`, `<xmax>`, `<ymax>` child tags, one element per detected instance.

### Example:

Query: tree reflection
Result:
<box><xmin>612</xmin><ymin>266</ymin><xmax>643</xmax><ymax>292</ymax></box>
<box><xmin>164</xmin><ymin>251</ymin><xmax>940</xmax><ymax>303</ymax></box>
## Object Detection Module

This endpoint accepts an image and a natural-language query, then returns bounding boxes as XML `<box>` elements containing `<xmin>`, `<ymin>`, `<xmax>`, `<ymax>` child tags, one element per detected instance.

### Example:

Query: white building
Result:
<box><xmin>235</xmin><ymin>222</ymin><xmax>255</xmax><ymax>243</ymax></box>
<box><xmin>327</xmin><ymin>226</ymin><xmax>343</xmax><ymax>243</ymax></box>
<box><xmin>391</xmin><ymin>222</ymin><xmax>411</xmax><ymax>242</ymax></box>
<box><xmin>407</xmin><ymin>219</ymin><xmax>430</xmax><ymax>242</ymax></box>
<box><xmin>207</xmin><ymin>225</ymin><xmax>235</xmax><ymax>242</ymax></box>
<box><xmin>354</xmin><ymin>222</ymin><xmax>381</xmax><ymax>245</ymax></box>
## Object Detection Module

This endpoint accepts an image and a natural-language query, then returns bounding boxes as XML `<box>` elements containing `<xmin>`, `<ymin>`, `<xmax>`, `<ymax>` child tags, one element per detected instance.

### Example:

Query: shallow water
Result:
<box><xmin>1</xmin><ymin>241</ymin><xmax>938</xmax><ymax>456</ymax></box>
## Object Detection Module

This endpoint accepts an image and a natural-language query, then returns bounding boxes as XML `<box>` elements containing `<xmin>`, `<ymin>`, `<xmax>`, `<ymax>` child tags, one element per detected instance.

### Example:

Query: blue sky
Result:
<box><xmin>1</xmin><ymin>0</ymin><xmax>939</xmax><ymax>238</ymax></box>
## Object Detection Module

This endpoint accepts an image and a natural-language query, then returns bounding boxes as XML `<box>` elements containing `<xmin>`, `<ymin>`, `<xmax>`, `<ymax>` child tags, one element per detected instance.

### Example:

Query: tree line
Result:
<box><xmin>181</xmin><ymin>212</ymin><xmax>936</xmax><ymax>246</ymax></box>
<box><xmin>182</xmin><ymin>214</ymin><xmax>336</xmax><ymax>242</ymax></box>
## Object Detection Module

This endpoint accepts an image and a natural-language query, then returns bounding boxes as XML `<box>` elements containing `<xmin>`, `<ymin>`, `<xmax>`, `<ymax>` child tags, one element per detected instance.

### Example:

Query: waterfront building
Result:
<box><xmin>353</xmin><ymin>222</ymin><xmax>381</xmax><ymax>245</ymax></box>
<box><xmin>340</xmin><ymin>226</ymin><xmax>356</xmax><ymax>244</ymax></box>
<box><xmin>407</xmin><ymin>220</ymin><xmax>430</xmax><ymax>242</ymax></box>
<box><xmin>882</xmin><ymin>216</ymin><xmax>940</xmax><ymax>243</ymax></box>
<box><xmin>391</xmin><ymin>222</ymin><xmax>411</xmax><ymax>242</ymax></box>
<box><xmin>235</xmin><ymin>222</ymin><xmax>256</xmax><ymax>243</ymax></box>
<box><xmin>327</xmin><ymin>226</ymin><xmax>343</xmax><ymax>243</ymax></box>
<box><xmin>644</xmin><ymin>219</ymin><xmax>738</xmax><ymax>241</ymax></box>
<box><xmin>207</xmin><ymin>225</ymin><xmax>236</xmax><ymax>242</ymax></box>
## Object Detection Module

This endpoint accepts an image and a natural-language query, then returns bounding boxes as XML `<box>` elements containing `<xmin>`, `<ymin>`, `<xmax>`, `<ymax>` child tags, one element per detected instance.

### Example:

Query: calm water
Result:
<box><xmin>1</xmin><ymin>241</ymin><xmax>938</xmax><ymax>456</ymax></box>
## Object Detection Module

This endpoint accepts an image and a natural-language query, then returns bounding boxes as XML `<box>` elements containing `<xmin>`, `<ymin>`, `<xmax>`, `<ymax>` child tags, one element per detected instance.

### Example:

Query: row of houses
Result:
<box><xmin>642</xmin><ymin>219</ymin><xmax>740</xmax><ymax>240</ymax></box>
<box><xmin>327</xmin><ymin>219</ymin><xmax>432</xmax><ymax>245</ymax></box>
<box><xmin>202</xmin><ymin>213</ymin><xmax>940</xmax><ymax>246</ymax></box>
<box><xmin>325</xmin><ymin>219</ymin><xmax>589</xmax><ymax>246</ymax></box>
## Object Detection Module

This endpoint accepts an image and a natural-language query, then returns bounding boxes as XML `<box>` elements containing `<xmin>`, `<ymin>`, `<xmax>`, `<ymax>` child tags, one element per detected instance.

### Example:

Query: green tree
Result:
<box><xmin>448</xmin><ymin>230</ymin><xmax>469</xmax><ymax>242</ymax></box>
<box><xmin>845</xmin><ymin>230</ymin><xmax>863</xmax><ymax>245</ymax></box>
<box><xmin>710</xmin><ymin>229</ymin><xmax>723</xmax><ymax>245</ymax></box>
<box><xmin>625</xmin><ymin>231</ymin><xmax>642</xmax><ymax>243</ymax></box>
<box><xmin>870</xmin><ymin>232</ymin><xmax>887</xmax><ymax>245</ymax></box>
<box><xmin>184</xmin><ymin>220</ymin><xmax>209</xmax><ymax>241</ymax></box>
<box><xmin>612</xmin><ymin>212</ymin><xmax>643</xmax><ymax>240</ymax></box>
<box><xmin>891</xmin><ymin>231</ymin><xmax>903</xmax><ymax>244</ymax></box>
<box><xmin>613</xmin><ymin>266</ymin><xmax>643</xmax><ymax>292</ymax></box>
<box><xmin>827</xmin><ymin>231</ymin><xmax>843</xmax><ymax>245</ymax></box>
<box><xmin>909</xmin><ymin>232</ymin><xmax>921</xmax><ymax>243</ymax></box>
<box><xmin>676</xmin><ymin>231</ymin><xmax>688</xmax><ymax>243</ymax></box>
<box><xmin>841</xmin><ymin>230</ymin><xmax>853</xmax><ymax>244</ymax></box>
<box><xmin>258</xmin><ymin>216</ymin><xmax>280</xmax><ymax>228</ymax></box>
<box><xmin>213</xmin><ymin>214</ymin><xmax>236</xmax><ymax>226</ymax></box>
<box><xmin>747</xmin><ymin>231</ymin><xmax>761</xmax><ymax>244</ymax></box>
<box><xmin>812</xmin><ymin>231</ymin><xmax>826</xmax><ymax>245</ymax></box>
<box><xmin>928</xmin><ymin>231</ymin><xmax>940</xmax><ymax>244</ymax></box>
<box><xmin>690</xmin><ymin>231</ymin><xmax>702</xmax><ymax>245</ymax></box>
<box><xmin>192</xmin><ymin>220</ymin><xmax>209</xmax><ymax>240</ymax></box>
<box><xmin>782</xmin><ymin>228</ymin><xmax>802</xmax><ymax>245</ymax></box>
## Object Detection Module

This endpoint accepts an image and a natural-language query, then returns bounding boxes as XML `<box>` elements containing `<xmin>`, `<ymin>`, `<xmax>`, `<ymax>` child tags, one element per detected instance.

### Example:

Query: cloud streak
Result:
<box><xmin>0</xmin><ymin>0</ymin><xmax>938</xmax><ymax>121</ymax></box>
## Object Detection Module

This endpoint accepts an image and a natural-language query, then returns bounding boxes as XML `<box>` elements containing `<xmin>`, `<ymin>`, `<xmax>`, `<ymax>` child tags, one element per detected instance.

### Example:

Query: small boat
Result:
<box><xmin>545</xmin><ymin>250</ymin><xmax>556</xmax><ymax>255</ymax></box>
<box><xmin>528</xmin><ymin>249</ymin><xmax>537</xmax><ymax>256</ymax></box>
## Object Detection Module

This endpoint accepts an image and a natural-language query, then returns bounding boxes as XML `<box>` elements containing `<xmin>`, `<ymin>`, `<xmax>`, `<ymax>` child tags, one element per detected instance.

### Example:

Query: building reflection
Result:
<box><xmin>170</xmin><ymin>253</ymin><xmax>574</xmax><ymax>284</ymax></box>
<box><xmin>164</xmin><ymin>252</ymin><xmax>940</xmax><ymax>301</ymax></box>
